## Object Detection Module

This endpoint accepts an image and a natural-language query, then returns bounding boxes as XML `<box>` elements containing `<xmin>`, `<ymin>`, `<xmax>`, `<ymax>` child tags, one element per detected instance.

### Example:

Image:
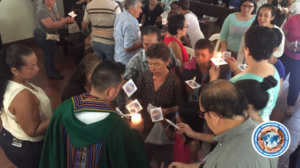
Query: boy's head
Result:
<box><xmin>194</xmin><ymin>39</ymin><xmax>214</xmax><ymax>66</ymax></box>
<box><xmin>178</xmin><ymin>0</ymin><xmax>190</xmax><ymax>13</ymax></box>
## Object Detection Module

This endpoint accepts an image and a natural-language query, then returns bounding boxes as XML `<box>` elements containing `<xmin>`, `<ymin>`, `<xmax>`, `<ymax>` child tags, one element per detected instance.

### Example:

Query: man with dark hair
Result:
<box><xmin>178</xmin><ymin>0</ymin><xmax>204</xmax><ymax>48</ymax></box>
<box><xmin>172</xmin><ymin>80</ymin><xmax>279</xmax><ymax>168</ymax></box>
<box><xmin>39</xmin><ymin>60</ymin><xmax>149</xmax><ymax>168</ymax></box>
<box><xmin>181</xmin><ymin>39</ymin><xmax>216</xmax><ymax>101</ymax></box>
<box><xmin>124</xmin><ymin>26</ymin><xmax>180</xmax><ymax>83</ymax></box>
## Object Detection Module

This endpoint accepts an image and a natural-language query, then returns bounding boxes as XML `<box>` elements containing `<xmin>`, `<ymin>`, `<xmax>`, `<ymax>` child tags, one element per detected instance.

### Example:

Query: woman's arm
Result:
<box><xmin>188</xmin><ymin>139</ymin><xmax>200</xmax><ymax>163</ymax></box>
<box><xmin>278</xmin><ymin>78</ymin><xmax>283</xmax><ymax>96</ymax></box>
<box><xmin>41</xmin><ymin>17</ymin><xmax>73</xmax><ymax>29</ymax></box>
<box><xmin>220</xmin><ymin>14</ymin><xmax>231</xmax><ymax>52</ymax></box>
<box><xmin>237</xmin><ymin>35</ymin><xmax>246</xmax><ymax>64</ymax></box>
<box><xmin>162</xmin><ymin>105</ymin><xmax>179</xmax><ymax>116</ymax></box>
<box><xmin>141</xmin><ymin>14</ymin><xmax>146</xmax><ymax>26</ymax></box>
<box><xmin>169</xmin><ymin>41</ymin><xmax>184</xmax><ymax>76</ymax></box>
<box><xmin>10</xmin><ymin>90</ymin><xmax>50</xmax><ymax>137</ymax></box>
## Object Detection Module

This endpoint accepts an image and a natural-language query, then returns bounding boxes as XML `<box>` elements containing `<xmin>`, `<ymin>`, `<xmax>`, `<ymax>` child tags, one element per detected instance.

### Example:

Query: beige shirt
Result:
<box><xmin>83</xmin><ymin>0</ymin><xmax>121</xmax><ymax>45</ymax></box>
<box><xmin>1</xmin><ymin>81</ymin><xmax>53</xmax><ymax>142</ymax></box>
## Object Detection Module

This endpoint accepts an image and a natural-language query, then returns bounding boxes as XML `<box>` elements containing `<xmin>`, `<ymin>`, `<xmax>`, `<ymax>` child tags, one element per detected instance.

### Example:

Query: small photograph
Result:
<box><xmin>222</xmin><ymin>52</ymin><xmax>231</xmax><ymax>60</ymax></box>
<box><xmin>238</xmin><ymin>63</ymin><xmax>248</xmax><ymax>71</ymax></box>
<box><xmin>150</xmin><ymin>107</ymin><xmax>164</xmax><ymax>122</ymax></box>
<box><xmin>210</xmin><ymin>58</ymin><xmax>227</xmax><ymax>66</ymax></box>
<box><xmin>126</xmin><ymin>99</ymin><xmax>143</xmax><ymax>113</ymax></box>
<box><xmin>185</xmin><ymin>79</ymin><xmax>201</xmax><ymax>90</ymax></box>
<box><xmin>122</xmin><ymin>79</ymin><xmax>137</xmax><ymax>97</ymax></box>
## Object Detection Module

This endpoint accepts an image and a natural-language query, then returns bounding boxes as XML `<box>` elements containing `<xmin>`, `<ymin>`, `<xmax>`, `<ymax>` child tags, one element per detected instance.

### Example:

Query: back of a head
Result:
<box><xmin>0</xmin><ymin>44</ymin><xmax>33</xmax><ymax>109</ymax></box>
<box><xmin>235</xmin><ymin>76</ymin><xmax>277</xmax><ymax>111</ymax></box>
<box><xmin>141</xmin><ymin>26</ymin><xmax>161</xmax><ymax>42</ymax></box>
<box><xmin>167</xmin><ymin>14</ymin><xmax>185</xmax><ymax>36</ymax></box>
<box><xmin>245</xmin><ymin>26</ymin><xmax>277</xmax><ymax>61</ymax></box>
<box><xmin>146</xmin><ymin>42</ymin><xmax>170</xmax><ymax>62</ymax></box>
<box><xmin>91</xmin><ymin>60</ymin><xmax>125</xmax><ymax>93</ymax></box>
<box><xmin>171</xmin><ymin>1</ymin><xmax>179</xmax><ymax>6</ymax></box>
<box><xmin>200</xmin><ymin>80</ymin><xmax>248</xmax><ymax>119</ymax></box>
<box><xmin>178</xmin><ymin>0</ymin><xmax>190</xmax><ymax>10</ymax></box>
<box><xmin>124</xmin><ymin>0</ymin><xmax>141</xmax><ymax>10</ymax></box>
<box><xmin>194</xmin><ymin>39</ymin><xmax>214</xmax><ymax>53</ymax></box>
<box><xmin>271</xmin><ymin>28</ymin><xmax>283</xmax><ymax>48</ymax></box>
<box><xmin>70</xmin><ymin>54</ymin><xmax>102</xmax><ymax>86</ymax></box>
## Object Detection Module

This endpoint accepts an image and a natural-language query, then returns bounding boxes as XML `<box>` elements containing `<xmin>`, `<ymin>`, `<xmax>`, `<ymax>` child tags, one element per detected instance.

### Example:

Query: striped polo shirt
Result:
<box><xmin>83</xmin><ymin>0</ymin><xmax>121</xmax><ymax>45</ymax></box>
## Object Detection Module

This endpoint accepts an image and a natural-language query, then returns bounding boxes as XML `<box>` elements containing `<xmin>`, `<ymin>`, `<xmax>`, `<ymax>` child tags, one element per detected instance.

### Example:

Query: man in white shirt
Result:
<box><xmin>178</xmin><ymin>0</ymin><xmax>204</xmax><ymax>48</ymax></box>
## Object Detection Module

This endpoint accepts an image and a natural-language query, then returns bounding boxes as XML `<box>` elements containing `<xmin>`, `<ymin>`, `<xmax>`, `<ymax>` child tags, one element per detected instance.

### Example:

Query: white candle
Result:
<box><xmin>166</xmin><ymin>119</ymin><xmax>179</xmax><ymax>129</ymax></box>
<box><xmin>131</xmin><ymin>113</ymin><xmax>141</xmax><ymax>124</ymax></box>
<box><xmin>192</xmin><ymin>76</ymin><xmax>196</xmax><ymax>85</ymax></box>
<box><xmin>295</xmin><ymin>40</ymin><xmax>298</xmax><ymax>47</ymax></box>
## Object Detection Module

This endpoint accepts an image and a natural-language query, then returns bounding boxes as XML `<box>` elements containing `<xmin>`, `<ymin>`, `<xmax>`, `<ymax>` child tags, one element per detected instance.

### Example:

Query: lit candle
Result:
<box><xmin>192</xmin><ymin>76</ymin><xmax>196</xmax><ymax>86</ymax></box>
<box><xmin>131</xmin><ymin>113</ymin><xmax>141</xmax><ymax>124</ymax></box>
<box><xmin>218</xmin><ymin>52</ymin><xmax>222</xmax><ymax>58</ymax></box>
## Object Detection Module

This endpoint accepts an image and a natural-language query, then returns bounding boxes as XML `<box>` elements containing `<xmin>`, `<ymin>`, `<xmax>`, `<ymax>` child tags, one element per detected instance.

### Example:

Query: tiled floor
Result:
<box><xmin>0</xmin><ymin>43</ymin><xmax>300</xmax><ymax>168</ymax></box>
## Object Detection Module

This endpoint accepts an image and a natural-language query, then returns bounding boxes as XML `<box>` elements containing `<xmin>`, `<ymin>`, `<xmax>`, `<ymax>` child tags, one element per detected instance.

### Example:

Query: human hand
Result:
<box><xmin>287</xmin><ymin>43</ymin><xmax>300</xmax><ymax>52</ymax></box>
<box><xmin>169</xmin><ymin>162</ymin><xmax>187</xmax><ymax>168</ymax></box>
<box><xmin>209</xmin><ymin>65</ymin><xmax>220</xmax><ymax>81</ymax></box>
<box><xmin>162</xmin><ymin>108</ymin><xmax>168</xmax><ymax>117</ymax></box>
<box><xmin>226</xmin><ymin>57</ymin><xmax>238</xmax><ymax>72</ymax></box>
<box><xmin>130</xmin><ymin>118</ymin><xmax>144</xmax><ymax>133</ymax></box>
<box><xmin>64</xmin><ymin>16</ymin><xmax>74</xmax><ymax>24</ymax></box>
<box><xmin>177</xmin><ymin>123</ymin><xmax>195</xmax><ymax>138</ymax></box>
<box><xmin>185</xmin><ymin>85</ymin><xmax>193</xmax><ymax>94</ymax></box>
<box><xmin>85</xmin><ymin>35</ymin><xmax>90</xmax><ymax>45</ymax></box>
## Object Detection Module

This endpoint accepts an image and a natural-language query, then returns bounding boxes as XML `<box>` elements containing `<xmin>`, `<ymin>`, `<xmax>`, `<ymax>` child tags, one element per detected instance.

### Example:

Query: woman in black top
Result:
<box><xmin>61</xmin><ymin>54</ymin><xmax>101</xmax><ymax>102</ymax></box>
<box><xmin>141</xmin><ymin>0</ymin><xmax>164</xmax><ymax>28</ymax></box>
<box><xmin>268</xmin><ymin>0</ymin><xmax>293</xmax><ymax>27</ymax></box>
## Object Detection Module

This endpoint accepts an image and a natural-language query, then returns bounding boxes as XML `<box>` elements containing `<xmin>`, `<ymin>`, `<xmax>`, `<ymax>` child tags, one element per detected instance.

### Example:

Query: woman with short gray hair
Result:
<box><xmin>34</xmin><ymin>0</ymin><xmax>73</xmax><ymax>79</ymax></box>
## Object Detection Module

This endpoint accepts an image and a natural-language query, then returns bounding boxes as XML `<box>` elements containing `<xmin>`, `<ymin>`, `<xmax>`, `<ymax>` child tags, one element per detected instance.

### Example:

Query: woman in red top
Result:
<box><xmin>164</xmin><ymin>14</ymin><xmax>189</xmax><ymax>76</ymax></box>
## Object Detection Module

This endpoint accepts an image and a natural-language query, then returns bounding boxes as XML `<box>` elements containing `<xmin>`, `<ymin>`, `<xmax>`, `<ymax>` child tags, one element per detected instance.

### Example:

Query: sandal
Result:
<box><xmin>286</xmin><ymin>106</ymin><xmax>295</xmax><ymax>116</ymax></box>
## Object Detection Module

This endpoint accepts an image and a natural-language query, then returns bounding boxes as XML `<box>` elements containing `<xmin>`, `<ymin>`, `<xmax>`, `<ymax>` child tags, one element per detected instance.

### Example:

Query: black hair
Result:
<box><xmin>194</xmin><ymin>39</ymin><xmax>214</xmax><ymax>53</ymax></box>
<box><xmin>245</xmin><ymin>26</ymin><xmax>277</xmax><ymax>61</ymax></box>
<box><xmin>178</xmin><ymin>0</ymin><xmax>190</xmax><ymax>10</ymax></box>
<box><xmin>252</xmin><ymin>4</ymin><xmax>276</xmax><ymax>26</ymax></box>
<box><xmin>146</xmin><ymin>42</ymin><xmax>171</xmax><ymax>62</ymax></box>
<box><xmin>167</xmin><ymin>14</ymin><xmax>186</xmax><ymax>36</ymax></box>
<box><xmin>178</xmin><ymin>102</ymin><xmax>205</xmax><ymax>146</ymax></box>
<box><xmin>141</xmin><ymin>26</ymin><xmax>162</xmax><ymax>42</ymax></box>
<box><xmin>235</xmin><ymin>76</ymin><xmax>277</xmax><ymax>111</ymax></box>
<box><xmin>238</xmin><ymin>0</ymin><xmax>257</xmax><ymax>15</ymax></box>
<box><xmin>91</xmin><ymin>60</ymin><xmax>125</xmax><ymax>93</ymax></box>
<box><xmin>0</xmin><ymin>44</ymin><xmax>34</xmax><ymax>109</ymax></box>
<box><xmin>200</xmin><ymin>80</ymin><xmax>249</xmax><ymax>119</ymax></box>
<box><xmin>69</xmin><ymin>54</ymin><xmax>102</xmax><ymax>87</ymax></box>
<box><xmin>171</xmin><ymin>1</ymin><xmax>178</xmax><ymax>6</ymax></box>
<box><xmin>271</xmin><ymin>28</ymin><xmax>283</xmax><ymax>48</ymax></box>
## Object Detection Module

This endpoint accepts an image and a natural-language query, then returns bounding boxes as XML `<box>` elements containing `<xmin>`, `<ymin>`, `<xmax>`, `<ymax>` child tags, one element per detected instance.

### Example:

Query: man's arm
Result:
<box><xmin>124</xmin><ymin>23</ymin><xmax>143</xmax><ymax>52</ymax></box>
<box><xmin>124</xmin><ymin>42</ymin><xmax>143</xmax><ymax>52</ymax></box>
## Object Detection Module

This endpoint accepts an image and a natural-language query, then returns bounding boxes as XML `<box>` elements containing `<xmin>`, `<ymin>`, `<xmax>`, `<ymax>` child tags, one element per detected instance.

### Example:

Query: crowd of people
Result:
<box><xmin>0</xmin><ymin>0</ymin><xmax>300</xmax><ymax>167</ymax></box>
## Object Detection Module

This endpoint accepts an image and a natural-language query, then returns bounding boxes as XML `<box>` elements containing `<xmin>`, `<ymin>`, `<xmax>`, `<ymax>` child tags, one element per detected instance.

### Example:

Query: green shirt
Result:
<box><xmin>39</xmin><ymin>93</ymin><xmax>149</xmax><ymax>168</ymax></box>
<box><xmin>230</xmin><ymin>66</ymin><xmax>280</xmax><ymax>121</ymax></box>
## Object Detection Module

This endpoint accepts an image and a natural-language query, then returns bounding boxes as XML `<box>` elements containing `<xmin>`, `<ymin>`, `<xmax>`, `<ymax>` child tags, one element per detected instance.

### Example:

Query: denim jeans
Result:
<box><xmin>92</xmin><ymin>41</ymin><xmax>115</xmax><ymax>61</ymax></box>
<box><xmin>279</xmin><ymin>54</ymin><xmax>300</xmax><ymax>106</ymax></box>
<box><xmin>34</xmin><ymin>28</ymin><xmax>58</xmax><ymax>76</ymax></box>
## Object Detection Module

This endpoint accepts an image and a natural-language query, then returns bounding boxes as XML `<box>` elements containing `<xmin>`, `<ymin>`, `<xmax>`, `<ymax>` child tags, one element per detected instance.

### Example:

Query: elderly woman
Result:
<box><xmin>226</xmin><ymin>26</ymin><xmax>281</xmax><ymax>122</ymax></box>
<box><xmin>129</xmin><ymin>42</ymin><xmax>183</xmax><ymax>168</ymax></box>
<box><xmin>164</xmin><ymin>14</ymin><xmax>189</xmax><ymax>76</ymax></box>
<box><xmin>34</xmin><ymin>0</ymin><xmax>73</xmax><ymax>79</ymax></box>
<box><xmin>141</xmin><ymin>0</ymin><xmax>164</xmax><ymax>28</ymax></box>
<box><xmin>61</xmin><ymin>54</ymin><xmax>102</xmax><ymax>102</ymax></box>
<box><xmin>0</xmin><ymin>44</ymin><xmax>53</xmax><ymax>168</ymax></box>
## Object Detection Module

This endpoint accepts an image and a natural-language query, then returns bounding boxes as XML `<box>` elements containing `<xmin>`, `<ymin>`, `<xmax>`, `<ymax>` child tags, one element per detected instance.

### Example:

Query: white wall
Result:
<box><xmin>0</xmin><ymin>0</ymin><xmax>64</xmax><ymax>44</ymax></box>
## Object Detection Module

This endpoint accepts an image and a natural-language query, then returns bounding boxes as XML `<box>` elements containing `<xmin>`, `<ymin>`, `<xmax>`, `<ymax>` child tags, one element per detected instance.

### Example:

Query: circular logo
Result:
<box><xmin>152</xmin><ymin>110</ymin><xmax>161</xmax><ymax>120</ymax></box>
<box><xmin>252</xmin><ymin>121</ymin><xmax>290</xmax><ymax>158</ymax></box>
<box><xmin>188</xmin><ymin>81</ymin><xmax>198</xmax><ymax>87</ymax></box>
<box><xmin>126</xmin><ymin>83</ymin><xmax>135</xmax><ymax>93</ymax></box>
<box><xmin>129</xmin><ymin>103</ymin><xmax>140</xmax><ymax>113</ymax></box>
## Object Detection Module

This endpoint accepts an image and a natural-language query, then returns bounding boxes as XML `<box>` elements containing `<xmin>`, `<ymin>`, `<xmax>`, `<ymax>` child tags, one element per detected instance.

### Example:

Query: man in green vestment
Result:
<box><xmin>39</xmin><ymin>60</ymin><xmax>149</xmax><ymax>168</ymax></box>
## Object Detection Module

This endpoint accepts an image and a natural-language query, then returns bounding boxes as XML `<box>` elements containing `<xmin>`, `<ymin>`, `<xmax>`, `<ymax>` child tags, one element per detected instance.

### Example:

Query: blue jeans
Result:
<box><xmin>92</xmin><ymin>41</ymin><xmax>115</xmax><ymax>61</ymax></box>
<box><xmin>279</xmin><ymin>54</ymin><xmax>300</xmax><ymax>106</ymax></box>
<box><xmin>34</xmin><ymin>28</ymin><xmax>58</xmax><ymax>76</ymax></box>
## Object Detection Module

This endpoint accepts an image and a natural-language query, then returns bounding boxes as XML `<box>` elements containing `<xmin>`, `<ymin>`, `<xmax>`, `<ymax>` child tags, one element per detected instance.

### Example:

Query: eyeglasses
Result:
<box><xmin>197</xmin><ymin>110</ymin><xmax>210</xmax><ymax>118</ymax></box>
<box><xmin>241</xmin><ymin>5</ymin><xmax>254</xmax><ymax>8</ymax></box>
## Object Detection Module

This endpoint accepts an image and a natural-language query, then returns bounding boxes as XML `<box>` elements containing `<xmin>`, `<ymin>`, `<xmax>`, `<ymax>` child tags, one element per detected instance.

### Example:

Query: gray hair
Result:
<box><xmin>124</xmin><ymin>0</ymin><xmax>142</xmax><ymax>10</ymax></box>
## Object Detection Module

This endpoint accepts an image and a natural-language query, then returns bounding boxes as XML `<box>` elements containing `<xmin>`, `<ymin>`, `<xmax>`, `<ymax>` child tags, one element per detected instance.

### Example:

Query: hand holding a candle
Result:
<box><xmin>209</xmin><ymin>65</ymin><xmax>220</xmax><ymax>82</ymax></box>
<box><xmin>64</xmin><ymin>16</ymin><xmax>74</xmax><ymax>24</ymax></box>
<box><xmin>130</xmin><ymin>113</ymin><xmax>144</xmax><ymax>133</ymax></box>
